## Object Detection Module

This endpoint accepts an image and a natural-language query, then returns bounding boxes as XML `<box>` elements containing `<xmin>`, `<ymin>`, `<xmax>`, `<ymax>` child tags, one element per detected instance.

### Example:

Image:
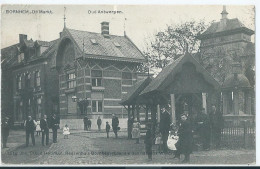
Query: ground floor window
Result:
<box><xmin>92</xmin><ymin>100</ymin><xmax>103</xmax><ymax>113</ymax></box>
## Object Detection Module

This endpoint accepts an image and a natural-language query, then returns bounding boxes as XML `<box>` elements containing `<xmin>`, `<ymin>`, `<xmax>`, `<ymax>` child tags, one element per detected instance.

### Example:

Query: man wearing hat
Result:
<box><xmin>2</xmin><ymin>117</ymin><xmax>10</xmax><ymax>148</ymax></box>
<box><xmin>159</xmin><ymin>106</ymin><xmax>171</xmax><ymax>153</ymax></box>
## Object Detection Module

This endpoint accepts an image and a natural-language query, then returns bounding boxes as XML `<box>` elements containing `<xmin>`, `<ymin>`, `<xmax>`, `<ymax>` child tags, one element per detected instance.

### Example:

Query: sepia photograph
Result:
<box><xmin>0</xmin><ymin>3</ymin><xmax>256</xmax><ymax>166</ymax></box>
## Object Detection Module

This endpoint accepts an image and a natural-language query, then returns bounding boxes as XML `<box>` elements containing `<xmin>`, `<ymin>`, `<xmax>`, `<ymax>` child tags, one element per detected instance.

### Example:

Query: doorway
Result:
<box><xmin>175</xmin><ymin>93</ymin><xmax>202</xmax><ymax>122</ymax></box>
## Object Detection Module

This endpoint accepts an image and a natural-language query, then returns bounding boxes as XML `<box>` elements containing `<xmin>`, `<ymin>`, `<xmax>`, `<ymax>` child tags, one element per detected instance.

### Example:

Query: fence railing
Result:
<box><xmin>220</xmin><ymin>121</ymin><xmax>255</xmax><ymax>149</ymax></box>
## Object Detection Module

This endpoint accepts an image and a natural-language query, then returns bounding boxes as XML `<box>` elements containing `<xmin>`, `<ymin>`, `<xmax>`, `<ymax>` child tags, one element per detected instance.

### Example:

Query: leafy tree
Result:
<box><xmin>139</xmin><ymin>20</ymin><xmax>209</xmax><ymax>73</ymax></box>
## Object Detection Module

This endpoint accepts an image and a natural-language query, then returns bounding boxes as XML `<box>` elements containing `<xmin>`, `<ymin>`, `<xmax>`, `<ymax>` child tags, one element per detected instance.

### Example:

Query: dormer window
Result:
<box><xmin>18</xmin><ymin>53</ymin><xmax>24</xmax><ymax>63</ymax></box>
<box><xmin>113</xmin><ymin>42</ymin><xmax>121</xmax><ymax>47</ymax></box>
<box><xmin>90</xmin><ymin>39</ymin><xmax>98</xmax><ymax>45</ymax></box>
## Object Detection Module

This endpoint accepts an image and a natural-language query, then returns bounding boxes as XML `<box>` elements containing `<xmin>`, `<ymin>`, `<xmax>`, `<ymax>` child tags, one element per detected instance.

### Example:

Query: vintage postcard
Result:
<box><xmin>0</xmin><ymin>4</ymin><xmax>256</xmax><ymax>166</ymax></box>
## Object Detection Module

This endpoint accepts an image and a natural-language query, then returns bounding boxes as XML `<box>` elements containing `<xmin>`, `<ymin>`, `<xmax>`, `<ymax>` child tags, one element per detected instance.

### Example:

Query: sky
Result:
<box><xmin>1</xmin><ymin>5</ymin><xmax>255</xmax><ymax>51</ymax></box>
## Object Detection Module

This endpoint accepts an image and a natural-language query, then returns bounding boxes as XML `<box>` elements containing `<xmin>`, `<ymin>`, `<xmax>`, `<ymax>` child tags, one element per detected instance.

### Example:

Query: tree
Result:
<box><xmin>139</xmin><ymin>20</ymin><xmax>209</xmax><ymax>73</ymax></box>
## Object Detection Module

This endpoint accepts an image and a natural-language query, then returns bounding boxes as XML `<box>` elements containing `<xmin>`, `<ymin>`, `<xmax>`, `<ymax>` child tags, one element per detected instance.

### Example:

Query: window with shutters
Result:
<box><xmin>92</xmin><ymin>100</ymin><xmax>103</xmax><ymax>113</ymax></box>
<box><xmin>36</xmin><ymin>98</ymin><xmax>42</xmax><ymax>119</ymax></box>
<box><xmin>91</xmin><ymin>70</ymin><xmax>102</xmax><ymax>87</ymax></box>
<box><xmin>35</xmin><ymin>71</ymin><xmax>40</xmax><ymax>87</ymax></box>
<box><xmin>25</xmin><ymin>73</ymin><xmax>31</xmax><ymax>88</ymax></box>
<box><xmin>67</xmin><ymin>72</ymin><xmax>76</xmax><ymax>89</ymax></box>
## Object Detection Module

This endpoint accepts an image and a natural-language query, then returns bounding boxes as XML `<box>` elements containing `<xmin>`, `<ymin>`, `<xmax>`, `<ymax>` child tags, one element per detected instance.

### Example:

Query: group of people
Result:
<box><xmin>24</xmin><ymin>114</ymin><xmax>60</xmax><ymax>147</ymax></box>
<box><xmin>82</xmin><ymin>114</ymin><xmax>120</xmax><ymax>139</ymax></box>
<box><xmin>105</xmin><ymin>114</ymin><xmax>120</xmax><ymax>138</ymax></box>
<box><xmin>144</xmin><ymin>105</ymin><xmax>223</xmax><ymax>163</ymax></box>
<box><xmin>83</xmin><ymin>116</ymin><xmax>92</xmax><ymax>131</ymax></box>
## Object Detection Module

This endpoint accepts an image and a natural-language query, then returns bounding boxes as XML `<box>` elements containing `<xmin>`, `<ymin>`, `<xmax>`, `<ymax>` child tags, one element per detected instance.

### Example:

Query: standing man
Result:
<box><xmin>112</xmin><ymin>114</ymin><xmax>119</xmax><ymax>138</ymax></box>
<box><xmin>174</xmin><ymin>114</ymin><xmax>193</xmax><ymax>163</ymax></box>
<box><xmin>97</xmin><ymin>116</ymin><xmax>102</xmax><ymax>131</ymax></box>
<box><xmin>2</xmin><ymin>117</ymin><xmax>10</xmax><ymax>148</ymax></box>
<box><xmin>88</xmin><ymin>119</ymin><xmax>92</xmax><ymax>130</ymax></box>
<box><xmin>159</xmin><ymin>107</ymin><xmax>171</xmax><ymax>153</ymax></box>
<box><xmin>40</xmin><ymin>115</ymin><xmax>49</xmax><ymax>146</ymax></box>
<box><xmin>83</xmin><ymin>116</ymin><xmax>88</xmax><ymax>131</ymax></box>
<box><xmin>24</xmin><ymin>116</ymin><xmax>36</xmax><ymax>147</ymax></box>
<box><xmin>210</xmin><ymin>105</ymin><xmax>224</xmax><ymax>149</ymax></box>
<box><xmin>51</xmin><ymin>114</ymin><xmax>59</xmax><ymax>143</ymax></box>
<box><xmin>195</xmin><ymin>108</ymin><xmax>211</xmax><ymax>150</ymax></box>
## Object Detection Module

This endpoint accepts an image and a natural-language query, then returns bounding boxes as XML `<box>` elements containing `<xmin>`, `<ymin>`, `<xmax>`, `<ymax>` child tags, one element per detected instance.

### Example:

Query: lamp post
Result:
<box><xmin>71</xmin><ymin>96</ymin><xmax>89</xmax><ymax>115</ymax></box>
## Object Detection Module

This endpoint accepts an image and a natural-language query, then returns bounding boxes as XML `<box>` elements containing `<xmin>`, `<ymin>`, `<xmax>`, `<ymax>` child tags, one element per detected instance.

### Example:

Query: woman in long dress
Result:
<box><xmin>131</xmin><ymin>120</ymin><xmax>140</xmax><ymax>144</ymax></box>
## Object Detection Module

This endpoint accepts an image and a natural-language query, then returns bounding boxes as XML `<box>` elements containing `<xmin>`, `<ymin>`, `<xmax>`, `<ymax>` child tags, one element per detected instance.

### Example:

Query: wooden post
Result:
<box><xmin>127</xmin><ymin>105</ymin><xmax>131</xmax><ymax>139</ymax></box>
<box><xmin>151</xmin><ymin>104</ymin><xmax>157</xmax><ymax>140</ymax></box>
<box><xmin>170</xmin><ymin>94</ymin><xmax>176</xmax><ymax>124</ymax></box>
<box><xmin>132</xmin><ymin>104</ymin><xmax>135</xmax><ymax>120</ymax></box>
<box><xmin>145</xmin><ymin>104</ymin><xmax>149</xmax><ymax>122</ymax></box>
<box><xmin>137</xmin><ymin>105</ymin><xmax>140</xmax><ymax>122</ymax></box>
<box><xmin>157</xmin><ymin>104</ymin><xmax>160</xmax><ymax>123</ymax></box>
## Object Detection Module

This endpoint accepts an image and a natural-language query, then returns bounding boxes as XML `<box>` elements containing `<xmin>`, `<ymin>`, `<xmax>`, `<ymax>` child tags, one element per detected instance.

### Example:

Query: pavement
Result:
<box><xmin>1</xmin><ymin>129</ymin><xmax>256</xmax><ymax>165</ymax></box>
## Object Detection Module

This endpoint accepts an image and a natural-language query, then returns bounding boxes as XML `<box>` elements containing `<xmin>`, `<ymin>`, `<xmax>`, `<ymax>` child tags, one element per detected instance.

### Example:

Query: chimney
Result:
<box><xmin>59</xmin><ymin>32</ymin><xmax>62</xmax><ymax>38</ymax></box>
<box><xmin>101</xmin><ymin>21</ymin><xmax>109</xmax><ymax>38</ymax></box>
<box><xmin>220</xmin><ymin>6</ymin><xmax>228</xmax><ymax>29</ymax></box>
<box><xmin>19</xmin><ymin>34</ymin><xmax>27</xmax><ymax>44</ymax></box>
<box><xmin>221</xmin><ymin>5</ymin><xmax>228</xmax><ymax>20</ymax></box>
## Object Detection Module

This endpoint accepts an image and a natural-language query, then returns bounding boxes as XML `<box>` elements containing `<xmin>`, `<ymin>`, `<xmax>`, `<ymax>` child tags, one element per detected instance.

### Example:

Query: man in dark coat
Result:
<box><xmin>145</xmin><ymin>123</ymin><xmax>153</xmax><ymax>160</ymax></box>
<box><xmin>83</xmin><ymin>116</ymin><xmax>88</xmax><ymax>130</ymax></box>
<box><xmin>112</xmin><ymin>114</ymin><xmax>119</xmax><ymax>138</ymax></box>
<box><xmin>159</xmin><ymin>107</ymin><xmax>171</xmax><ymax>153</ymax></box>
<box><xmin>50</xmin><ymin>114</ymin><xmax>59</xmax><ymax>143</ymax></box>
<box><xmin>210</xmin><ymin>105</ymin><xmax>224</xmax><ymax>149</ymax></box>
<box><xmin>175</xmin><ymin>113</ymin><xmax>193</xmax><ymax>163</ymax></box>
<box><xmin>24</xmin><ymin>116</ymin><xmax>36</xmax><ymax>147</ymax></box>
<box><xmin>195</xmin><ymin>108</ymin><xmax>211</xmax><ymax>150</ymax></box>
<box><xmin>2</xmin><ymin>117</ymin><xmax>10</xmax><ymax>148</ymax></box>
<box><xmin>88</xmin><ymin>119</ymin><xmax>92</xmax><ymax>130</ymax></box>
<box><xmin>97</xmin><ymin>116</ymin><xmax>102</xmax><ymax>131</ymax></box>
<box><xmin>40</xmin><ymin>115</ymin><xmax>49</xmax><ymax>146</ymax></box>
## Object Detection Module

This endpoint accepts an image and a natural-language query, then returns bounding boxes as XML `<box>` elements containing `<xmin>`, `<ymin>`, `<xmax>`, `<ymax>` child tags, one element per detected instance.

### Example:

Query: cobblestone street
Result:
<box><xmin>1</xmin><ymin>130</ymin><xmax>256</xmax><ymax>165</ymax></box>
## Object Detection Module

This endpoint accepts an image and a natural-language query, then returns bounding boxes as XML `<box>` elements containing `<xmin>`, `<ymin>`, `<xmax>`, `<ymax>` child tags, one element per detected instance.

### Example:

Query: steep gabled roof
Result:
<box><xmin>120</xmin><ymin>77</ymin><xmax>153</xmax><ymax>105</ymax></box>
<box><xmin>198</xmin><ymin>18</ymin><xmax>254</xmax><ymax>39</ymax></box>
<box><xmin>1</xmin><ymin>43</ymin><xmax>19</xmax><ymax>68</ymax></box>
<box><xmin>141</xmin><ymin>52</ymin><xmax>220</xmax><ymax>95</ymax></box>
<box><xmin>66</xmin><ymin>28</ymin><xmax>145</xmax><ymax>63</ymax></box>
<box><xmin>1</xmin><ymin>39</ymin><xmax>59</xmax><ymax>69</ymax></box>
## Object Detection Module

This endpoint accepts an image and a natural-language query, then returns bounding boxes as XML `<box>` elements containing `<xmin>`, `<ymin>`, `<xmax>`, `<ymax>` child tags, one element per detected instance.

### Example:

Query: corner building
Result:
<box><xmin>53</xmin><ymin>22</ymin><xmax>146</xmax><ymax>129</ymax></box>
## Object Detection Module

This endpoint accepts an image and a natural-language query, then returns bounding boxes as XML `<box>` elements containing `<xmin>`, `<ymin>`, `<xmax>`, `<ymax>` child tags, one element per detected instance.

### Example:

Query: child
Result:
<box><xmin>145</xmin><ymin>123</ymin><xmax>153</xmax><ymax>161</ymax></box>
<box><xmin>63</xmin><ymin>124</ymin><xmax>70</xmax><ymax>139</ymax></box>
<box><xmin>35</xmin><ymin>119</ymin><xmax>41</xmax><ymax>136</ymax></box>
<box><xmin>106</xmin><ymin>121</ymin><xmax>110</xmax><ymax>138</ymax></box>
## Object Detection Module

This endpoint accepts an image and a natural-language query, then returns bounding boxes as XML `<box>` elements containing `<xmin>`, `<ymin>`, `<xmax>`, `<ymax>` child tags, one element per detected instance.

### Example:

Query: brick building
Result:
<box><xmin>1</xmin><ymin>34</ymin><xmax>59</xmax><ymax>126</ymax></box>
<box><xmin>53</xmin><ymin>22</ymin><xmax>146</xmax><ymax>129</ymax></box>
